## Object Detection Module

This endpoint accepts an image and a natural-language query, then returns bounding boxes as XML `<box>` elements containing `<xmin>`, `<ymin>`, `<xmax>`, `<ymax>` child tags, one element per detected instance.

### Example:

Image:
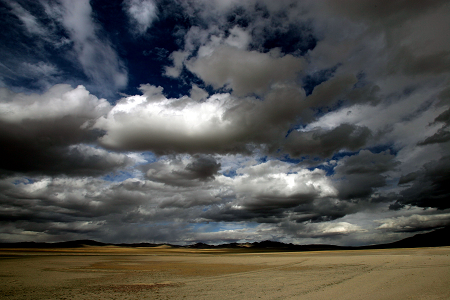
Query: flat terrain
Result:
<box><xmin>0</xmin><ymin>246</ymin><xmax>449</xmax><ymax>300</ymax></box>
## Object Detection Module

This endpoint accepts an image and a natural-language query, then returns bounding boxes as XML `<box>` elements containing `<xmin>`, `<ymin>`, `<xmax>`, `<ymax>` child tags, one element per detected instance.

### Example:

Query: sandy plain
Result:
<box><xmin>0</xmin><ymin>246</ymin><xmax>449</xmax><ymax>300</ymax></box>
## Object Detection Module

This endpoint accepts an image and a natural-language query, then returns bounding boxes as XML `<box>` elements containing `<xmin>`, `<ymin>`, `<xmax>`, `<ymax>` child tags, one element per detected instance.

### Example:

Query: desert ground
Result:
<box><xmin>0</xmin><ymin>246</ymin><xmax>449</xmax><ymax>300</ymax></box>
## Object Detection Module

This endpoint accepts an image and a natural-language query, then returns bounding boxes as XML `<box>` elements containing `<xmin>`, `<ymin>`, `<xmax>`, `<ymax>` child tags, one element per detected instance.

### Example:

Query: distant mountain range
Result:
<box><xmin>361</xmin><ymin>226</ymin><xmax>450</xmax><ymax>249</ymax></box>
<box><xmin>1</xmin><ymin>227</ymin><xmax>449</xmax><ymax>250</ymax></box>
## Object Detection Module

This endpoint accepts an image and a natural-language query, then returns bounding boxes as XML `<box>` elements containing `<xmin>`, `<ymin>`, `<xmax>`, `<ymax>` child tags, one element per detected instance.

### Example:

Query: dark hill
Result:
<box><xmin>1</xmin><ymin>227</ymin><xmax>449</xmax><ymax>250</ymax></box>
<box><xmin>363</xmin><ymin>226</ymin><xmax>450</xmax><ymax>249</ymax></box>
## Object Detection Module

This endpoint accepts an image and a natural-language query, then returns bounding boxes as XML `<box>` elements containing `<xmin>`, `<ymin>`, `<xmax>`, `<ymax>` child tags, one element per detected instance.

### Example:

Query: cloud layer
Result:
<box><xmin>0</xmin><ymin>0</ymin><xmax>449</xmax><ymax>245</ymax></box>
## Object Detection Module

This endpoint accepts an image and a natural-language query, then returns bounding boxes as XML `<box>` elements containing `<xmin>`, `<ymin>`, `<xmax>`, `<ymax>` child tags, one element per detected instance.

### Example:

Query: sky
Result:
<box><xmin>0</xmin><ymin>0</ymin><xmax>450</xmax><ymax>246</ymax></box>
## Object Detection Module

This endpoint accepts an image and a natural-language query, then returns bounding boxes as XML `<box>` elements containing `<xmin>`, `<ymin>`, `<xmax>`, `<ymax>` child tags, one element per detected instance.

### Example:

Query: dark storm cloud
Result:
<box><xmin>199</xmin><ymin>181</ymin><xmax>368</xmax><ymax>226</ymax></box>
<box><xmin>0</xmin><ymin>85</ymin><xmax>132</xmax><ymax>176</ymax></box>
<box><xmin>418</xmin><ymin>107</ymin><xmax>450</xmax><ymax>145</ymax></box>
<box><xmin>200</xmin><ymin>198</ymin><xmax>367</xmax><ymax>242</ymax></box>
<box><xmin>305</xmin><ymin>74</ymin><xmax>358</xmax><ymax>109</ymax></box>
<box><xmin>0</xmin><ymin>177</ymin><xmax>151</xmax><ymax>222</ymax></box>
<box><xmin>392</xmin><ymin>49</ymin><xmax>450</xmax><ymax>76</ymax></box>
<box><xmin>417</xmin><ymin>129</ymin><xmax>450</xmax><ymax>145</ymax></box>
<box><xmin>333</xmin><ymin>150</ymin><xmax>399</xmax><ymax>200</ymax></box>
<box><xmin>324</xmin><ymin>0</ymin><xmax>449</xmax><ymax>26</ymax></box>
<box><xmin>284</xmin><ymin>124</ymin><xmax>371</xmax><ymax>158</ymax></box>
<box><xmin>0</xmin><ymin>173</ymin><xmax>226</xmax><ymax>242</ymax></box>
<box><xmin>433</xmin><ymin>108</ymin><xmax>450</xmax><ymax>124</ymax></box>
<box><xmin>197</xmin><ymin>160</ymin><xmax>346</xmax><ymax>224</ymax></box>
<box><xmin>185</xmin><ymin>155</ymin><xmax>222</xmax><ymax>180</ymax></box>
<box><xmin>0</xmin><ymin>140</ymin><xmax>132</xmax><ymax>177</ymax></box>
<box><xmin>291</xmin><ymin>198</ymin><xmax>358</xmax><ymax>223</ymax></box>
<box><xmin>437</xmin><ymin>87</ymin><xmax>450</xmax><ymax>106</ymax></box>
<box><xmin>394</xmin><ymin>156</ymin><xmax>450</xmax><ymax>210</ymax></box>
<box><xmin>143</xmin><ymin>155</ymin><xmax>221</xmax><ymax>186</ymax></box>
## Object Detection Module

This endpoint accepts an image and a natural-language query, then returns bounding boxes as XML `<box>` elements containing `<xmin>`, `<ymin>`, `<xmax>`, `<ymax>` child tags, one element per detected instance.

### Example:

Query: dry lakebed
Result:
<box><xmin>0</xmin><ymin>246</ymin><xmax>449</xmax><ymax>300</ymax></box>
